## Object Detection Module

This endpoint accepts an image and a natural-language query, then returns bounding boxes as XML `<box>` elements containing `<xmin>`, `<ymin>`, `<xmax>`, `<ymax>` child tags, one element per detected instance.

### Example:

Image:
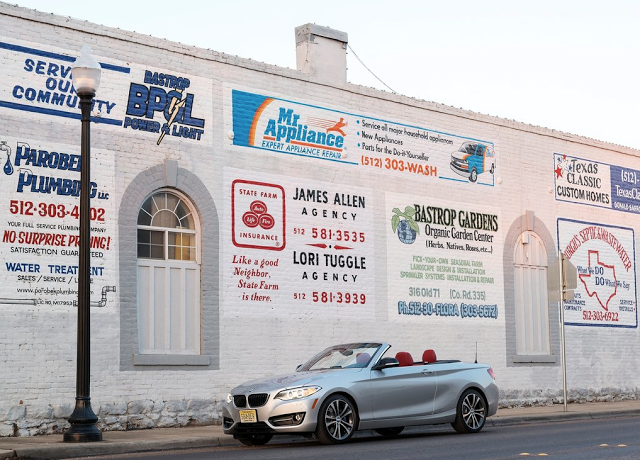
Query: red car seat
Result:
<box><xmin>395</xmin><ymin>352</ymin><xmax>414</xmax><ymax>367</ymax></box>
<box><xmin>422</xmin><ymin>349</ymin><xmax>437</xmax><ymax>364</ymax></box>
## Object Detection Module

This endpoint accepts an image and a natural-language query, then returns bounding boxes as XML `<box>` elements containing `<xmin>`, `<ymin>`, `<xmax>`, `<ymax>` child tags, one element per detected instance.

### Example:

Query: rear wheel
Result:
<box><xmin>375</xmin><ymin>426</ymin><xmax>404</xmax><ymax>437</ymax></box>
<box><xmin>315</xmin><ymin>394</ymin><xmax>357</xmax><ymax>444</ymax></box>
<box><xmin>236</xmin><ymin>434</ymin><xmax>273</xmax><ymax>446</ymax></box>
<box><xmin>452</xmin><ymin>389</ymin><xmax>487</xmax><ymax>434</ymax></box>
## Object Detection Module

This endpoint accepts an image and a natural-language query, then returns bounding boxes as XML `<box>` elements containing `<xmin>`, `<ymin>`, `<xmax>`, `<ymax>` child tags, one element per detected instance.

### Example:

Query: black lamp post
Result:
<box><xmin>64</xmin><ymin>44</ymin><xmax>102</xmax><ymax>443</ymax></box>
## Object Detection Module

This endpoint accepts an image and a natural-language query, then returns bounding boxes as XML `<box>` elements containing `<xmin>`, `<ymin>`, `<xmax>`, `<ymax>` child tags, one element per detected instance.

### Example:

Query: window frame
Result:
<box><xmin>118</xmin><ymin>163</ymin><xmax>220</xmax><ymax>371</ymax></box>
<box><xmin>513</xmin><ymin>231</ymin><xmax>554</xmax><ymax>361</ymax></box>
<box><xmin>503</xmin><ymin>212</ymin><xmax>559</xmax><ymax>367</ymax></box>
<box><xmin>137</xmin><ymin>190</ymin><xmax>200</xmax><ymax>264</ymax></box>
<box><xmin>135</xmin><ymin>188</ymin><xmax>205</xmax><ymax>363</ymax></box>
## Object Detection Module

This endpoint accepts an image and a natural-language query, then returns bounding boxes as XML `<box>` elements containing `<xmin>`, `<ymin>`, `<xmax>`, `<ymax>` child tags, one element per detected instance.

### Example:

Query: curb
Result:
<box><xmin>0</xmin><ymin>436</ymin><xmax>229</xmax><ymax>460</ymax></box>
<box><xmin>490</xmin><ymin>408</ymin><xmax>640</xmax><ymax>427</ymax></box>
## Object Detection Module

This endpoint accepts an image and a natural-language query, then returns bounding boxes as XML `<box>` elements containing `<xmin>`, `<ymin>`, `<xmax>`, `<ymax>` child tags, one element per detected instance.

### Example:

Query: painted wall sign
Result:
<box><xmin>0</xmin><ymin>136</ymin><xmax>116</xmax><ymax>308</ymax></box>
<box><xmin>610</xmin><ymin>164</ymin><xmax>640</xmax><ymax>214</ymax></box>
<box><xmin>558</xmin><ymin>218</ymin><xmax>637</xmax><ymax>328</ymax></box>
<box><xmin>124</xmin><ymin>70</ymin><xmax>206</xmax><ymax>144</ymax></box>
<box><xmin>554</xmin><ymin>152</ymin><xmax>640</xmax><ymax>215</ymax></box>
<box><xmin>224</xmin><ymin>168</ymin><xmax>375</xmax><ymax>317</ymax></box>
<box><xmin>229</xmin><ymin>87</ymin><xmax>497</xmax><ymax>186</ymax></box>
<box><xmin>0</xmin><ymin>39</ymin><xmax>211</xmax><ymax>146</ymax></box>
<box><xmin>386</xmin><ymin>192</ymin><xmax>503</xmax><ymax>321</ymax></box>
<box><xmin>231</xmin><ymin>180</ymin><xmax>285</xmax><ymax>251</ymax></box>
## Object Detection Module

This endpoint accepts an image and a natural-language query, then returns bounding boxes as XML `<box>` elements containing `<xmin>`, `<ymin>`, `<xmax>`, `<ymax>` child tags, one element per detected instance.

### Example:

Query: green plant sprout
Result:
<box><xmin>391</xmin><ymin>206</ymin><xmax>419</xmax><ymax>234</ymax></box>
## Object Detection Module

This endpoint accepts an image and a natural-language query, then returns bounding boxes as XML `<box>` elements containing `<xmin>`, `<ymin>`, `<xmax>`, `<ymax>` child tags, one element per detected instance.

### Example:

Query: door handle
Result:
<box><xmin>421</xmin><ymin>370</ymin><xmax>434</xmax><ymax>375</ymax></box>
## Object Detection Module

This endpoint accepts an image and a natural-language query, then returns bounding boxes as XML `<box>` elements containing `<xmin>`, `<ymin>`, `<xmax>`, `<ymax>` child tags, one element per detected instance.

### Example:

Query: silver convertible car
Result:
<box><xmin>222</xmin><ymin>342</ymin><xmax>499</xmax><ymax>445</ymax></box>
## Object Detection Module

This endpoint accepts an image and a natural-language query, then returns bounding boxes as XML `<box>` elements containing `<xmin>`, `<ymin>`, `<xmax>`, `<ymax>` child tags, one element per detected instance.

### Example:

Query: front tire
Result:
<box><xmin>315</xmin><ymin>394</ymin><xmax>357</xmax><ymax>444</ymax></box>
<box><xmin>452</xmin><ymin>389</ymin><xmax>487</xmax><ymax>434</ymax></box>
<box><xmin>236</xmin><ymin>434</ymin><xmax>273</xmax><ymax>446</ymax></box>
<box><xmin>469</xmin><ymin>168</ymin><xmax>478</xmax><ymax>182</ymax></box>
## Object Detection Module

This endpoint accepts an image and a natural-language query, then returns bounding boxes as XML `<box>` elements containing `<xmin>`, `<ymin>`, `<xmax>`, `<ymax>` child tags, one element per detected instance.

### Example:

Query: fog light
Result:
<box><xmin>223</xmin><ymin>416</ymin><xmax>234</xmax><ymax>429</ymax></box>
<box><xmin>269</xmin><ymin>412</ymin><xmax>306</xmax><ymax>426</ymax></box>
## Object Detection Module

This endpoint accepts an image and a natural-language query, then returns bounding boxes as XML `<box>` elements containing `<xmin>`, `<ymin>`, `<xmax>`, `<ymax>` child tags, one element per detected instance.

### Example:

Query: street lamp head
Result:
<box><xmin>72</xmin><ymin>45</ymin><xmax>102</xmax><ymax>97</ymax></box>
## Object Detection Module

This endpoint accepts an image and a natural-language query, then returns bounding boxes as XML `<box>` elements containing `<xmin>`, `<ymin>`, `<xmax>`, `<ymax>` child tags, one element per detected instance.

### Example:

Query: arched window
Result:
<box><xmin>513</xmin><ymin>231</ymin><xmax>550</xmax><ymax>356</ymax></box>
<box><xmin>137</xmin><ymin>191</ymin><xmax>197</xmax><ymax>261</ymax></box>
<box><xmin>136</xmin><ymin>190</ymin><xmax>201</xmax><ymax>355</ymax></box>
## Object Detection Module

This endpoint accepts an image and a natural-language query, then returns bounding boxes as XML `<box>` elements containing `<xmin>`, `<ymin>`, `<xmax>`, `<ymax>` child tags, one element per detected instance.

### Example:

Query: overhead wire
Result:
<box><xmin>347</xmin><ymin>44</ymin><xmax>398</xmax><ymax>94</ymax></box>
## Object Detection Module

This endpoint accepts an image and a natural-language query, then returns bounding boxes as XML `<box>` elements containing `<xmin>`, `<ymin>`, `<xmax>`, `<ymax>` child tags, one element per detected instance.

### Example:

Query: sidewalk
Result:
<box><xmin>1</xmin><ymin>400</ymin><xmax>639</xmax><ymax>459</ymax></box>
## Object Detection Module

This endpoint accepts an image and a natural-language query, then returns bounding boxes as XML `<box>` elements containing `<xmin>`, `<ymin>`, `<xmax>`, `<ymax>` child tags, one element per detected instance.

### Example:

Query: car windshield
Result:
<box><xmin>298</xmin><ymin>343</ymin><xmax>382</xmax><ymax>371</ymax></box>
<box><xmin>459</xmin><ymin>142</ymin><xmax>476</xmax><ymax>155</ymax></box>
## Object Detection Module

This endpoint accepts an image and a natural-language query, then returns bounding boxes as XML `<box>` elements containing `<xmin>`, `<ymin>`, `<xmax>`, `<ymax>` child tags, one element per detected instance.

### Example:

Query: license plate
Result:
<box><xmin>239</xmin><ymin>409</ymin><xmax>257</xmax><ymax>423</ymax></box>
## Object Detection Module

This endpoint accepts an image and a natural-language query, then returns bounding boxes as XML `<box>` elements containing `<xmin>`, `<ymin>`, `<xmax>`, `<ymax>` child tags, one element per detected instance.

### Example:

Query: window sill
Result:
<box><xmin>511</xmin><ymin>354</ymin><xmax>557</xmax><ymax>364</ymax></box>
<box><xmin>133</xmin><ymin>354</ymin><xmax>211</xmax><ymax>366</ymax></box>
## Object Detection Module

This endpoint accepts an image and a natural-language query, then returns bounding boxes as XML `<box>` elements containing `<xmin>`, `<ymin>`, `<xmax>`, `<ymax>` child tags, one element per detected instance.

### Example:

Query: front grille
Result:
<box><xmin>233</xmin><ymin>395</ymin><xmax>246</xmax><ymax>408</ymax></box>
<box><xmin>451</xmin><ymin>159</ymin><xmax>467</xmax><ymax>170</ymax></box>
<box><xmin>248</xmin><ymin>393</ymin><xmax>269</xmax><ymax>407</ymax></box>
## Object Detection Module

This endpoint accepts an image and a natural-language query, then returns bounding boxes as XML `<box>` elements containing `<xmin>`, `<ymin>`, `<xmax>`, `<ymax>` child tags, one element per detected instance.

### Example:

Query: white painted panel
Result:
<box><xmin>170</xmin><ymin>267</ymin><xmax>183</xmax><ymax>352</ymax></box>
<box><xmin>185</xmin><ymin>267</ymin><xmax>198</xmax><ymax>353</ymax></box>
<box><xmin>514</xmin><ymin>232</ymin><xmax>550</xmax><ymax>355</ymax></box>
<box><xmin>137</xmin><ymin>264</ymin><xmax>152</xmax><ymax>353</ymax></box>
<box><xmin>153</xmin><ymin>266</ymin><xmax>166</xmax><ymax>351</ymax></box>
<box><xmin>138</xmin><ymin>261</ymin><xmax>200</xmax><ymax>355</ymax></box>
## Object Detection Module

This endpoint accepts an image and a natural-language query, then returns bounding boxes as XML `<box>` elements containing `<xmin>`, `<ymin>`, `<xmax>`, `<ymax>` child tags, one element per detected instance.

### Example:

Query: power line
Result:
<box><xmin>347</xmin><ymin>44</ymin><xmax>397</xmax><ymax>94</ymax></box>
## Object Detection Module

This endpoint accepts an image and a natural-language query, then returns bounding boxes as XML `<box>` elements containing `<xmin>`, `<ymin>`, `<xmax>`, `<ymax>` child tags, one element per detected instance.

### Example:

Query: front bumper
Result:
<box><xmin>222</xmin><ymin>394</ymin><xmax>321</xmax><ymax>436</ymax></box>
<box><xmin>450</xmin><ymin>161</ymin><xmax>471</xmax><ymax>178</ymax></box>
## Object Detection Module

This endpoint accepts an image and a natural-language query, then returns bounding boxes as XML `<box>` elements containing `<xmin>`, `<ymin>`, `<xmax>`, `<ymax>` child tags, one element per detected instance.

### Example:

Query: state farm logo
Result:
<box><xmin>232</xmin><ymin>180</ymin><xmax>285</xmax><ymax>251</ymax></box>
<box><xmin>243</xmin><ymin>201</ymin><xmax>275</xmax><ymax>230</ymax></box>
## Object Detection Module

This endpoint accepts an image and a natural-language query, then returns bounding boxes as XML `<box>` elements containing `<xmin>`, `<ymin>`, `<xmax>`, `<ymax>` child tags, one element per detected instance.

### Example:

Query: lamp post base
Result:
<box><xmin>63</xmin><ymin>397</ymin><xmax>102</xmax><ymax>442</ymax></box>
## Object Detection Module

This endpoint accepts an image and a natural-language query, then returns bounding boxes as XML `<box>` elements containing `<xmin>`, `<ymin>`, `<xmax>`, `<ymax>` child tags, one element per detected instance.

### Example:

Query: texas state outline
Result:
<box><xmin>578</xmin><ymin>250</ymin><xmax>617</xmax><ymax>311</ymax></box>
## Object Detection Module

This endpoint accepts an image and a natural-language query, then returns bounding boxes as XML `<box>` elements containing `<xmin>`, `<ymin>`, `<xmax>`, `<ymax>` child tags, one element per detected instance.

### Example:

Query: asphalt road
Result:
<box><xmin>67</xmin><ymin>416</ymin><xmax>640</xmax><ymax>460</ymax></box>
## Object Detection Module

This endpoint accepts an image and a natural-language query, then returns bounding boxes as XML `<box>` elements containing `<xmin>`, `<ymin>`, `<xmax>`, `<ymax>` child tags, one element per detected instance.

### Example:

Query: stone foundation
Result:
<box><xmin>498</xmin><ymin>387</ymin><xmax>640</xmax><ymax>408</ymax></box>
<box><xmin>0</xmin><ymin>399</ymin><xmax>226</xmax><ymax>437</ymax></box>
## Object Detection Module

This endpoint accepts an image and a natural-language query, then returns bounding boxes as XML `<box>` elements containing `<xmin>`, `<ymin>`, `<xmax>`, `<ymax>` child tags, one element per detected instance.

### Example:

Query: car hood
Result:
<box><xmin>230</xmin><ymin>369</ymin><xmax>356</xmax><ymax>394</ymax></box>
<box><xmin>451</xmin><ymin>150</ymin><xmax>470</xmax><ymax>161</ymax></box>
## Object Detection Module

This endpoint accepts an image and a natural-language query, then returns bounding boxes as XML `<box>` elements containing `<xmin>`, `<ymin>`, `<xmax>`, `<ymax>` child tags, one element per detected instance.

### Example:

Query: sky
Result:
<box><xmin>8</xmin><ymin>0</ymin><xmax>640</xmax><ymax>149</ymax></box>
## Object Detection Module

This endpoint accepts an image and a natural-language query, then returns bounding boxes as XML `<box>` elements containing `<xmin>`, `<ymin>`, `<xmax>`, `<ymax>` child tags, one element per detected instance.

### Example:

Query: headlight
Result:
<box><xmin>275</xmin><ymin>386</ymin><xmax>321</xmax><ymax>401</ymax></box>
<box><xmin>226</xmin><ymin>393</ymin><xmax>233</xmax><ymax>404</ymax></box>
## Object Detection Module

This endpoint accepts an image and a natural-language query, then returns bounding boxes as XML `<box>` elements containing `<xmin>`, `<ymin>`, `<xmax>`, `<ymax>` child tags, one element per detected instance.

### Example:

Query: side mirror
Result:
<box><xmin>296</xmin><ymin>364</ymin><xmax>303</xmax><ymax>371</ymax></box>
<box><xmin>372</xmin><ymin>357</ymin><xmax>399</xmax><ymax>371</ymax></box>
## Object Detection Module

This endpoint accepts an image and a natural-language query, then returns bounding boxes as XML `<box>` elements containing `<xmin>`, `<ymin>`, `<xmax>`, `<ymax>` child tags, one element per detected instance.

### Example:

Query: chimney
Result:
<box><xmin>295</xmin><ymin>23</ymin><xmax>348</xmax><ymax>86</ymax></box>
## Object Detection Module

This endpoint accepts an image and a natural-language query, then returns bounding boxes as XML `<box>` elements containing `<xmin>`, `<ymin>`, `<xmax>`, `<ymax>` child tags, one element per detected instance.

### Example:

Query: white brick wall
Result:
<box><xmin>0</xmin><ymin>2</ymin><xmax>639</xmax><ymax>436</ymax></box>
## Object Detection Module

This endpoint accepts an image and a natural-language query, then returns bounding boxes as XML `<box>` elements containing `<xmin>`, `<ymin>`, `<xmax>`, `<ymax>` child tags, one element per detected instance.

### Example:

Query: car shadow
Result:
<box><xmin>240</xmin><ymin>425</ymin><xmax>480</xmax><ymax>449</ymax></box>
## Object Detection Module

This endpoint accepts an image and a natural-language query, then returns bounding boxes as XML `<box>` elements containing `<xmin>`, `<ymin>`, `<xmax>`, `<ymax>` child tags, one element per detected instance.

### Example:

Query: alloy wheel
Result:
<box><xmin>324</xmin><ymin>397</ymin><xmax>355</xmax><ymax>441</ymax></box>
<box><xmin>461</xmin><ymin>391</ymin><xmax>486</xmax><ymax>430</ymax></box>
